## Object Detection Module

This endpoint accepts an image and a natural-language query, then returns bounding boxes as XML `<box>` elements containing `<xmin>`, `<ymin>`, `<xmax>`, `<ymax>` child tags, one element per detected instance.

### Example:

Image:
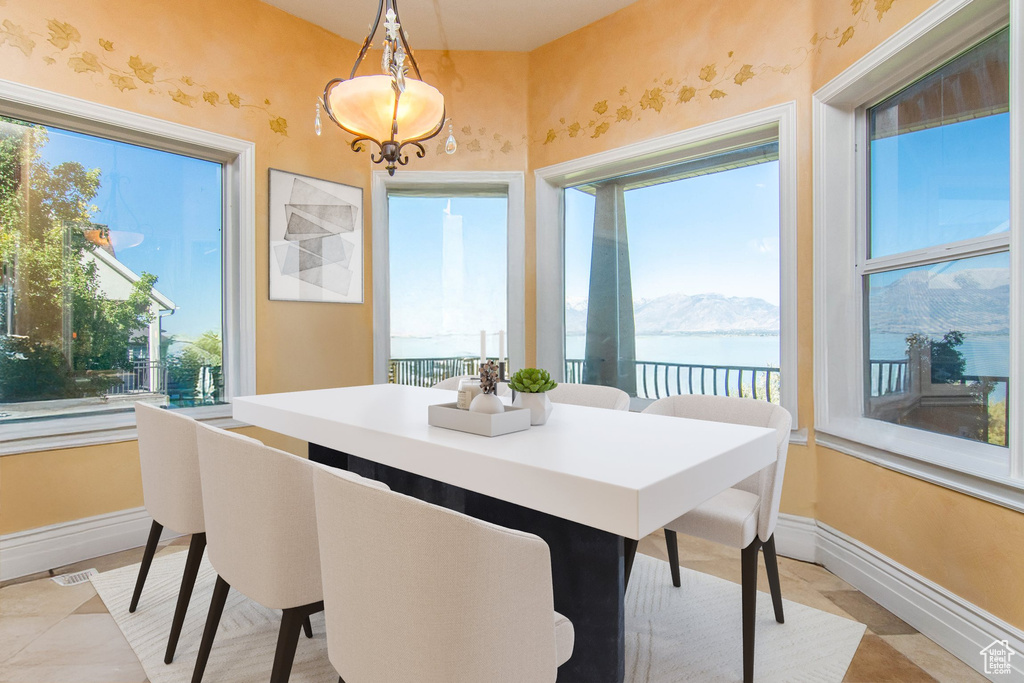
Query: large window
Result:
<box><xmin>387</xmin><ymin>192</ymin><xmax>508</xmax><ymax>386</ymax></box>
<box><xmin>563</xmin><ymin>146</ymin><xmax>781</xmax><ymax>403</ymax></box>
<box><xmin>0</xmin><ymin>118</ymin><xmax>225</xmax><ymax>422</ymax></box>
<box><xmin>814</xmin><ymin>0</ymin><xmax>1022</xmax><ymax>501</ymax></box>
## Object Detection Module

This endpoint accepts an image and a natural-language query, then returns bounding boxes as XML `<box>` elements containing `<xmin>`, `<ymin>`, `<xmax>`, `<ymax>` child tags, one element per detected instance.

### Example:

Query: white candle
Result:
<box><xmin>498</xmin><ymin>330</ymin><xmax>505</xmax><ymax>364</ymax></box>
<box><xmin>480</xmin><ymin>329</ymin><xmax>487</xmax><ymax>363</ymax></box>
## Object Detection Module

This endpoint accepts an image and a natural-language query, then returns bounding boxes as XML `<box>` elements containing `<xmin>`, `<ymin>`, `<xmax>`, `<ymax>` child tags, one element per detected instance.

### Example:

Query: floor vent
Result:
<box><xmin>51</xmin><ymin>568</ymin><xmax>97</xmax><ymax>586</ymax></box>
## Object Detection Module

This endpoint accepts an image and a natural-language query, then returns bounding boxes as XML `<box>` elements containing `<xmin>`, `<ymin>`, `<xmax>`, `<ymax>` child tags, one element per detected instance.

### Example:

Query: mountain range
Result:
<box><xmin>565</xmin><ymin>292</ymin><xmax>780</xmax><ymax>335</ymax></box>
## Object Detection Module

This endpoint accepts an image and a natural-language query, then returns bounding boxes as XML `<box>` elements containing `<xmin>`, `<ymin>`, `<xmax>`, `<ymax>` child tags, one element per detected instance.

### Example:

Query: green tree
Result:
<box><xmin>0</xmin><ymin>118</ymin><xmax>158</xmax><ymax>401</ymax></box>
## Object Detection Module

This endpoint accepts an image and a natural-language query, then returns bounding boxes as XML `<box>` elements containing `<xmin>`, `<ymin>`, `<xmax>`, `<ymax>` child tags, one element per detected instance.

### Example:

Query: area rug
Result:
<box><xmin>92</xmin><ymin>551</ymin><xmax>865</xmax><ymax>682</ymax></box>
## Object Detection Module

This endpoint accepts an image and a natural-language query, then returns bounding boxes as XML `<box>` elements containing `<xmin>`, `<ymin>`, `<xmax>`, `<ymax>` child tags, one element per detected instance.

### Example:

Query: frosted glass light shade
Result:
<box><xmin>326</xmin><ymin>75</ymin><xmax>445</xmax><ymax>142</ymax></box>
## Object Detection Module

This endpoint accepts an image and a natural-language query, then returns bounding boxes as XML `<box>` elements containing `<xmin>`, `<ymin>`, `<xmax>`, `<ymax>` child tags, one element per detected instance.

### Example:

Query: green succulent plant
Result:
<box><xmin>509</xmin><ymin>368</ymin><xmax>558</xmax><ymax>393</ymax></box>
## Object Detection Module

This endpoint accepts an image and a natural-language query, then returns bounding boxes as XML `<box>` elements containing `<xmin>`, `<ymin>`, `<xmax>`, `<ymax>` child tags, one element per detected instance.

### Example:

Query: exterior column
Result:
<box><xmin>583</xmin><ymin>182</ymin><xmax>636</xmax><ymax>396</ymax></box>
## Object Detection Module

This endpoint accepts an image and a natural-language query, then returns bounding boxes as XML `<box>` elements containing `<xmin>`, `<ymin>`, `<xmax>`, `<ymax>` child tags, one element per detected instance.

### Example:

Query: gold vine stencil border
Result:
<box><xmin>0</xmin><ymin>16</ymin><xmax>289</xmax><ymax>136</ymax></box>
<box><xmin>541</xmin><ymin>0</ymin><xmax>898</xmax><ymax>145</ymax></box>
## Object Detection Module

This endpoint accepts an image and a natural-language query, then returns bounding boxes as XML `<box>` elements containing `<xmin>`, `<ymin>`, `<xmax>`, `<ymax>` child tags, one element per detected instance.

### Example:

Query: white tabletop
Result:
<box><xmin>232</xmin><ymin>384</ymin><xmax>777</xmax><ymax>539</ymax></box>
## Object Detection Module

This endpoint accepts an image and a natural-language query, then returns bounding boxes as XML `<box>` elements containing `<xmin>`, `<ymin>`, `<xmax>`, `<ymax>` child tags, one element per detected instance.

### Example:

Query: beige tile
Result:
<box><xmin>0</xmin><ymin>616</ymin><xmax>62</xmax><ymax>664</ymax></box>
<box><xmin>844</xmin><ymin>634</ymin><xmax>938</xmax><ymax>682</ymax></box>
<box><xmin>0</xmin><ymin>614</ymin><xmax>147</xmax><ymax>683</ymax></box>
<box><xmin>824</xmin><ymin>590</ymin><xmax>918</xmax><ymax>635</ymax></box>
<box><xmin>883</xmin><ymin>634</ymin><xmax>988</xmax><ymax>683</ymax></box>
<box><xmin>783</xmin><ymin>558</ymin><xmax>856</xmax><ymax>592</ymax></box>
<box><xmin>73</xmin><ymin>594</ymin><xmax>109</xmax><ymax>615</ymax></box>
<box><xmin>0</xmin><ymin>577</ymin><xmax>95</xmax><ymax>617</ymax></box>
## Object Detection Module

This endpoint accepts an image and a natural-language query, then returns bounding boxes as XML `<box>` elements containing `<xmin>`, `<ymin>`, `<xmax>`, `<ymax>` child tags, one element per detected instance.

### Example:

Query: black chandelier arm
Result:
<box><xmin>398</xmin><ymin>140</ymin><xmax>426</xmax><ymax>161</ymax></box>
<box><xmin>348</xmin><ymin>0</ymin><xmax>386</xmax><ymax>80</ymax></box>
<box><xmin>349</xmin><ymin>136</ymin><xmax>380</xmax><ymax>155</ymax></box>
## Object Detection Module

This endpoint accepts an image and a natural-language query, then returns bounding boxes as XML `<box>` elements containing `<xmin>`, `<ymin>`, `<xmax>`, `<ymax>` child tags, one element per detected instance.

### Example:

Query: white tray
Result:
<box><xmin>427</xmin><ymin>402</ymin><xmax>531</xmax><ymax>437</ymax></box>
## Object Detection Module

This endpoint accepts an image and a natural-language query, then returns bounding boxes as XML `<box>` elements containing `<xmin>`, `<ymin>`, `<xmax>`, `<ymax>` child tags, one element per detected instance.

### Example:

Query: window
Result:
<box><xmin>370</xmin><ymin>171</ymin><xmax>526</xmax><ymax>386</ymax></box>
<box><xmin>864</xmin><ymin>29</ymin><xmax>1010</xmax><ymax>448</ymax></box>
<box><xmin>387</xmin><ymin>192</ymin><xmax>508</xmax><ymax>386</ymax></box>
<box><xmin>814</xmin><ymin>0</ymin><xmax>1022</xmax><ymax>503</ymax></box>
<box><xmin>0</xmin><ymin>80</ymin><xmax>254</xmax><ymax>454</ymax></box>
<box><xmin>0</xmin><ymin>118</ymin><xmax>225</xmax><ymax>420</ymax></box>
<box><xmin>562</xmin><ymin>145</ymin><xmax>781</xmax><ymax>404</ymax></box>
<box><xmin>536</xmin><ymin>104</ymin><xmax>798</xmax><ymax>417</ymax></box>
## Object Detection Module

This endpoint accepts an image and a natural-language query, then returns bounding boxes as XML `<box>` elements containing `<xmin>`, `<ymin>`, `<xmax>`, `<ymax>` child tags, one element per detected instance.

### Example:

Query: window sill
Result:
<box><xmin>0</xmin><ymin>404</ymin><xmax>244</xmax><ymax>456</ymax></box>
<box><xmin>815</xmin><ymin>427</ymin><xmax>1024</xmax><ymax>514</ymax></box>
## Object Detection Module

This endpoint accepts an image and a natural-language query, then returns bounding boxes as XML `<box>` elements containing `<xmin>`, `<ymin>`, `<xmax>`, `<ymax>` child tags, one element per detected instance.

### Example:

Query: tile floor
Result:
<box><xmin>0</xmin><ymin>532</ymin><xmax>987</xmax><ymax>682</ymax></box>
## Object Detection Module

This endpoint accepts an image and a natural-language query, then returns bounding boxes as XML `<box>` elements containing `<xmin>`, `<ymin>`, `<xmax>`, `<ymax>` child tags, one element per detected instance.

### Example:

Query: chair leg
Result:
<box><xmin>741</xmin><ymin>539</ymin><xmax>761</xmax><ymax>683</ymax></box>
<box><xmin>623</xmin><ymin>537</ymin><xmax>639</xmax><ymax>589</ymax></box>
<box><xmin>191</xmin><ymin>575</ymin><xmax>230</xmax><ymax>683</ymax></box>
<box><xmin>165</xmin><ymin>532</ymin><xmax>207</xmax><ymax>663</ymax></box>
<box><xmin>302</xmin><ymin>615</ymin><xmax>313</xmax><ymax>639</ymax></box>
<box><xmin>664</xmin><ymin>529</ymin><xmax>681</xmax><ymax>588</ymax></box>
<box><xmin>271</xmin><ymin>602</ymin><xmax>324</xmax><ymax>683</ymax></box>
<box><xmin>762</xmin><ymin>534</ymin><xmax>785</xmax><ymax>624</ymax></box>
<box><xmin>129</xmin><ymin>520</ymin><xmax>163</xmax><ymax>613</ymax></box>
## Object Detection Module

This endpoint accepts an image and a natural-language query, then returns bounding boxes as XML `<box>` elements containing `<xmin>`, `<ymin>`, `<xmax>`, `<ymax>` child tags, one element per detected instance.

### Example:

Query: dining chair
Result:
<box><xmin>641</xmin><ymin>394</ymin><xmax>792</xmax><ymax>683</ymax></box>
<box><xmin>192</xmin><ymin>424</ymin><xmax>324</xmax><ymax>683</ymax></box>
<box><xmin>131</xmin><ymin>402</ymin><xmax>208</xmax><ymax>664</ymax></box>
<box><xmin>545</xmin><ymin>382</ymin><xmax>630</xmax><ymax>410</ymax></box>
<box><xmin>312</xmin><ymin>466</ymin><xmax>575</xmax><ymax>683</ymax></box>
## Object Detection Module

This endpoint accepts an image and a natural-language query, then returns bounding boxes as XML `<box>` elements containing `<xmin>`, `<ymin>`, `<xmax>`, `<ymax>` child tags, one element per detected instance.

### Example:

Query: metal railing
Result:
<box><xmin>567</xmin><ymin>359</ymin><xmax>781</xmax><ymax>403</ymax></box>
<box><xmin>869</xmin><ymin>359</ymin><xmax>908</xmax><ymax>397</ymax></box>
<box><xmin>388</xmin><ymin>356</ymin><xmax>782</xmax><ymax>403</ymax></box>
<box><xmin>106</xmin><ymin>360</ymin><xmax>166</xmax><ymax>396</ymax></box>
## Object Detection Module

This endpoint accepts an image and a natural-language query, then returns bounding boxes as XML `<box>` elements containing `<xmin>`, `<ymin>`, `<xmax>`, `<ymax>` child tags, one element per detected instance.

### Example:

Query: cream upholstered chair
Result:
<box><xmin>132</xmin><ymin>402</ymin><xmax>208</xmax><ymax>664</ymax></box>
<box><xmin>431</xmin><ymin>374</ymin><xmax>511</xmax><ymax>396</ymax></box>
<box><xmin>312</xmin><ymin>466</ymin><xmax>574</xmax><ymax>683</ymax></box>
<box><xmin>642</xmin><ymin>394</ymin><xmax>792</xmax><ymax>683</ymax></box>
<box><xmin>192</xmin><ymin>424</ymin><xmax>323</xmax><ymax>683</ymax></box>
<box><xmin>545</xmin><ymin>382</ymin><xmax>630</xmax><ymax>411</ymax></box>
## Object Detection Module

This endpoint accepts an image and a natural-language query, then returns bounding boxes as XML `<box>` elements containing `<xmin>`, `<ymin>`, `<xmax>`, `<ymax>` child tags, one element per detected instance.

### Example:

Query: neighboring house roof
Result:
<box><xmin>85</xmin><ymin>247</ymin><xmax>176</xmax><ymax>312</ymax></box>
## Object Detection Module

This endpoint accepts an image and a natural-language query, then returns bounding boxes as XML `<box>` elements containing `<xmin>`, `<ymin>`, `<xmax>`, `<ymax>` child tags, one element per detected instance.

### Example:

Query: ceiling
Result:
<box><xmin>262</xmin><ymin>0</ymin><xmax>641</xmax><ymax>52</ymax></box>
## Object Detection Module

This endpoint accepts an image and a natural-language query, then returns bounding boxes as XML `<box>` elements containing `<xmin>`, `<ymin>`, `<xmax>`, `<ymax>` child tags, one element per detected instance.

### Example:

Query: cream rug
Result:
<box><xmin>92</xmin><ymin>551</ymin><xmax>865</xmax><ymax>682</ymax></box>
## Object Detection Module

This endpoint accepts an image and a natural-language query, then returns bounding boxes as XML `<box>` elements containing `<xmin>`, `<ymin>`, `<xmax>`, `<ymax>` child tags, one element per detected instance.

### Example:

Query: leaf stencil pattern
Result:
<box><xmin>838</xmin><ymin>26</ymin><xmax>855</xmax><ymax>47</ymax></box>
<box><xmin>616</xmin><ymin>105</ymin><xmax>633</xmax><ymax>121</ymax></box>
<box><xmin>227</xmin><ymin>92</ymin><xmax>242</xmax><ymax>108</ymax></box>
<box><xmin>709</xmin><ymin>89</ymin><xmax>727</xmax><ymax>99</ymax></box>
<box><xmin>269</xmin><ymin>117</ymin><xmax>288</xmax><ymax>136</ymax></box>
<box><xmin>98</xmin><ymin>38</ymin><xmax>113</xmax><ymax>51</ymax></box>
<box><xmin>734</xmin><ymin>64</ymin><xmax>755</xmax><ymax>85</ymax></box>
<box><xmin>593</xmin><ymin>100</ymin><xmax>608</xmax><ymax>115</ymax></box>
<box><xmin>128</xmin><ymin>55</ymin><xmax>157</xmax><ymax>83</ymax></box>
<box><xmin>203</xmin><ymin>91</ymin><xmax>220</xmax><ymax>105</ymax></box>
<box><xmin>1</xmin><ymin>19</ymin><xmax>34</xmax><ymax>57</ymax></box>
<box><xmin>68</xmin><ymin>51</ymin><xmax>102</xmax><ymax>73</ymax></box>
<box><xmin>699</xmin><ymin>63</ymin><xmax>717</xmax><ymax>82</ymax></box>
<box><xmin>46</xmin><ymin>19</ymin><xmax>79</xmax><ymax>49</ymax></box>
<box><xmin>169</xmin><ymin>88</ymin><xmax>197</xmax><ymax>107</ymax></box>
<box><xmin>109</xmin><ymin>74</ymin><xmax>136</xmax><ymax>91</ymax></box>
<box><xmin>874</xmin><ymin>0</ymin><xmax>894</xmax><ymax>19</ymax></box>
<box><xmin>678</xmin><ymin>86</ymin><xmax>696</xmax><ymax>103</ymax></box>
<box><xmin>639</xmin><ymin>88</ymin><xmax>665</xmax><ymax>112</ymax></box>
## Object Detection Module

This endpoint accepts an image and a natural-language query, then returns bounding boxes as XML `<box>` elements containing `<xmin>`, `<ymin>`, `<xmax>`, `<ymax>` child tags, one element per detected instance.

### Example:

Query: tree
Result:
<box><xmin>0</xmin><ymin>117</ymin><xmax>158</xmax><ymax>401</ymax></box>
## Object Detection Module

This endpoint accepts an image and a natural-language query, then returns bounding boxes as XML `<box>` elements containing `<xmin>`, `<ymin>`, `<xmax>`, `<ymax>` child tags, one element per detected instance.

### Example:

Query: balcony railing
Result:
<box><xmin>869</xmin><ymin>359</ymin><xmax>909</xmax><ymax>397</ymax></box>
<box><xmin>566</xmin><ymin>359</ymin><xmax>781</xmax><ymax>403</ymax></box>
<box><xmin>106</xmin><ymin>360</ymin><xmax>166</xmax><ymax>396</ymax></box>
<box><xmin>105</xmin><ymin>359</ymin><xmax>222</xmax><ymax>407</ymax></box>
<box><xmin>388</xmin><ymin>356</ymin><xmax>781</xmax><ymax>403</ymax></box>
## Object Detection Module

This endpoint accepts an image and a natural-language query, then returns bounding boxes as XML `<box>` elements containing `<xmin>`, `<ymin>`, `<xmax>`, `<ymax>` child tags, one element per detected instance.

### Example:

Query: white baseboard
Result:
<box><xmin>0</xmin><ymin>507</ymin><xmax>180</xmax><ymax>581</ymax></box>
<box><xmin>776</xmin><ymin>513</ymin><xmax>1024</xmax><ymax>681</ymax></box>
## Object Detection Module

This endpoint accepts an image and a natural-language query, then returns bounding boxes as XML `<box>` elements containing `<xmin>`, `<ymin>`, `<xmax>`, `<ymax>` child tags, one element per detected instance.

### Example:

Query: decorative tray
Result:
<box><xmin>427</xmin><ymin>402</ymin><xmax>531</xmax><ymax>437</ymax></box>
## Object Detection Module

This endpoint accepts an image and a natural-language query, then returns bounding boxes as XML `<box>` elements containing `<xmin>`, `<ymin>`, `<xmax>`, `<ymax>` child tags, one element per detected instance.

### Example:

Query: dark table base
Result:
<box><xmin>309</xmin><ymin>443</ymin><xmax>627</xmax><ymax>683</ymax></box>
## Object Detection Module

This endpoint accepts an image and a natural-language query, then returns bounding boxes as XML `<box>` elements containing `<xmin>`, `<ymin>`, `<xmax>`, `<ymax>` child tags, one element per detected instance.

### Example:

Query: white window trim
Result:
<box><xmin>370</xmin><ymin>170</ymin><xmax>527</xmax><ymax>384</ymax></box>
<box><xmin>535</xmin><ymin>102</ymin><xmax>800</xmax><ymax>429</ymax></box>
<box><xmin>0</xmin><ymin>78</ymin><xmax>256</xmax><ymax>456</ymax></box>
<box><xmin>813</xmin><ymin>0</ymin><xmax>1024</xmax><ymax>509</ymax></box>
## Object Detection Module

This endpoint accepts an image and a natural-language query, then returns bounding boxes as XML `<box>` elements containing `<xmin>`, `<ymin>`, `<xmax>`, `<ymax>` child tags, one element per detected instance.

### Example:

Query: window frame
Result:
<box><xmin>813</xmin><ymin>0</ymin><xmax>1024</xmax><ymax>509</ymax></box>
<box><xmin>370</xmin><ymin>170</ymin><xmax>527</xmax><ymax>384</ymax></box>
<box><xmin>0</xmin><ymin>77</ymin><xmax>256</xmax><ymax>456</ymax></box>
<box><xmin>535</xmin><ymin>102</ymin><xmax>800</xmax><ymax>427</ymax></box>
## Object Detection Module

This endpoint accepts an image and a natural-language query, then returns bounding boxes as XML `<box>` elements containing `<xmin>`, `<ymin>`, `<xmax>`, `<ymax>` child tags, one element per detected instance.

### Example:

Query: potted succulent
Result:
<box><xmin>509</xmin><ymin>368</ymin><xmax>557</xmax><ymax>425</ymax></box>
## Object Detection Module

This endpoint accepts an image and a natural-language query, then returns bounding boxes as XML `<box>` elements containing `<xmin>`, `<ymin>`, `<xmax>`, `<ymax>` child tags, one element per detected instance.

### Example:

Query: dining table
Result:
<box><xmin>232</xmin><ymin>383</ymin><xmax>776</xmax><ymax>683</ymax></box>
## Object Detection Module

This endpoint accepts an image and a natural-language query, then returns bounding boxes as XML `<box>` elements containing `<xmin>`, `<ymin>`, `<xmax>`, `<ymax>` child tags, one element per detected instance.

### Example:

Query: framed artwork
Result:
<box><xmin>268</xmin><ymin>168</ymin><xmax>363</xmax><ymax>303</ymax></box>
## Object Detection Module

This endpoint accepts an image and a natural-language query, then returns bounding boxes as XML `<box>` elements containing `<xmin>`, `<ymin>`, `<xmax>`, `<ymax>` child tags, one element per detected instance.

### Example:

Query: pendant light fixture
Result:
<box><xmin>321</xmin><ymin>0</ymin><xmax>446</xmax><ymax>175</ymax></box>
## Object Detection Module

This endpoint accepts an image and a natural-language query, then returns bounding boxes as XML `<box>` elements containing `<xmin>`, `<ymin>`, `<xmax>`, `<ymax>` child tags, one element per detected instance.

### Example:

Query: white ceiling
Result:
<box><xmin>262</xmin><ymin>0</ymin><xmax>641</xmax><ymax>52</ymax></box>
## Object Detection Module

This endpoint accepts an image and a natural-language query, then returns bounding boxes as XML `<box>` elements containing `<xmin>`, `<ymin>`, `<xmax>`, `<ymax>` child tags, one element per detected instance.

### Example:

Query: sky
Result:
<box><xmin>565</xmin><ymin>160</ymin><xmax>781</xmax><ymax>306</ymax></box>
<box><xmin>35</xmin><ymin>123</ymin><xmax>223</xmax><ymax>345</ymax></box>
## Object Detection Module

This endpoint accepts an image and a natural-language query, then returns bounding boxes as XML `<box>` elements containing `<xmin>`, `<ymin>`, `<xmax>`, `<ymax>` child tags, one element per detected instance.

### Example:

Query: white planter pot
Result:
<box><xmin>513</xmin><ymin>392</ymin><xmax>553</xmax><ymax>425</ymax></box>
<box><xmin>469</xmin><ymin>392</ymin><xmax>504</xmax><ymax>414</ymax></box>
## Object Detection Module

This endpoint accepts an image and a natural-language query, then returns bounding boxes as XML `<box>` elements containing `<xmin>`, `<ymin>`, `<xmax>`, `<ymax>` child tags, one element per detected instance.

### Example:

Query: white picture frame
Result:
<box><xmin>268</xmin><ymin>168</ymin><xmax>363</xmax><ymax>303</ymax></box>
